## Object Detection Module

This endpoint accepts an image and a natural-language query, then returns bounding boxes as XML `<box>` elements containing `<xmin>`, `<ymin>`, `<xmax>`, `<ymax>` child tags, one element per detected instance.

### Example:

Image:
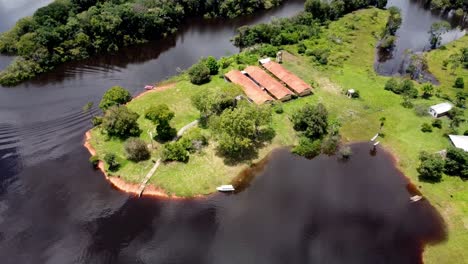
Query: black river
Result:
<box><xmin>0</xmin><ymin>1</ymin><xmax>448</xmax><ymax>263</ymax></box>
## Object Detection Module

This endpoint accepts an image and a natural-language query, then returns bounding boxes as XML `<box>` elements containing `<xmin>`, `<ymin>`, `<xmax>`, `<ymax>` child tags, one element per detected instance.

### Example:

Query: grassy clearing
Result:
<box><xmin>89</xmin><ymin>75</ymin><xmax>247</xmax><ymax>196</ymax></box>
<box><xmin>89</xmin><ymin>8</ymin><xmax>467</xmax><ymax>262</ymax></box>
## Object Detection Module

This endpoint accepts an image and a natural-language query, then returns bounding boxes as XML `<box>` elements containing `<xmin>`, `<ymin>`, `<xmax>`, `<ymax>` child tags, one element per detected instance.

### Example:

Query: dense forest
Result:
<box><xmin>234</xmin><ymin>0</ymin><xmax>387</xmax><ymax>48</ymax></box>
<box><xmin>0</xmin><ymin>0</ymin><xmax>284</xmax><ymax>86</ymax></box>
<box><xmin>427</xmin><ymin>0</ymin><xmax>468</xmax><ymax>12</ymax></box>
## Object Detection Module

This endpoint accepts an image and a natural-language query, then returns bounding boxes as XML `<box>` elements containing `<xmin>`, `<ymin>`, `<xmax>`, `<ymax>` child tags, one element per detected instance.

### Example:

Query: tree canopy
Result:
<box><xmin>102</xmin><ymin>105</ymin><xmax>141</xmax><ymax>139</ymax></box>
<box><xmin>445</xmin><ymin>147</ymin><xmax>468</xmax><ymax>179</ymax></box>
<box><xmin>124</xmin><ymin>137</ymin><xmax>150</xmax><ymax>162</ymax></box>
<box><xmin>291</xmin><ymin>103</ymin><xmax>329</xmax><ymax>140</ymax></box>
<box><xmin>0</xmin><ymin>0</ymin><xmax>285</xmax><ymax>85</ymax></box>
<box><xmin>211</xmin><ymin>103</ymin><xmax>274</xmax><ymax>160</ymax></box>
<box><xmin>99</xmin><ymin>86</ymin><xmax>132</xmax><ymax>110</ymax></box>
<box><xmin>417</xmin><ymin>151</ymin><xmax>445</xmax><ymax>182</ymax></box>
<box><xmin>145</xmin><ymin>104</ymin><xmax>176</xmax><ymax>141</ymax></box>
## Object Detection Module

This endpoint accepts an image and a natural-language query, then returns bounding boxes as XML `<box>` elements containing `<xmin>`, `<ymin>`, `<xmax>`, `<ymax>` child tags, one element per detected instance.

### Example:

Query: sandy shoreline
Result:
<box><xmin>83</xmin><ymin>83</ymin><xmax>205</xmax><ymax>200</ymax></box>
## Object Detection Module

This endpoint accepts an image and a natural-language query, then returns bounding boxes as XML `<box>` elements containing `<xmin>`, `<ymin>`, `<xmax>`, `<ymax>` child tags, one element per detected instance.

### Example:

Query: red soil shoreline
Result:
<box><xmin>83</xmin><ymin>83</ymin><xmax>205</xmax><ymax>200</ymax></box>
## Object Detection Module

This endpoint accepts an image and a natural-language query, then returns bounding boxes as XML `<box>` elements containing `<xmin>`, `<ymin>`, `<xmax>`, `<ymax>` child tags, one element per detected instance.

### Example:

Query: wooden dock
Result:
<box><xmin>138</xmin><ymin>158</ymin><xmax>161</xmax><ymax>197</ymax></box>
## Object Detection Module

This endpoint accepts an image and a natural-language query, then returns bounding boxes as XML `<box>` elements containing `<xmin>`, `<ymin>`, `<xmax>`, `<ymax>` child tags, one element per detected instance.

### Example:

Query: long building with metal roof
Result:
<box><xmin>225</xmin><ymin>70</ymin><xmax>274</xmax><ymax>104</ymax></box>
<box><xmin>243</xmin><ymin>66</ymin><xmax>294</xmax><ymax>101</ymax></box>
<box><xmin>260</xmin><ymin>58</ymin><xmax>312</xmax><ymax>96</ymax></box>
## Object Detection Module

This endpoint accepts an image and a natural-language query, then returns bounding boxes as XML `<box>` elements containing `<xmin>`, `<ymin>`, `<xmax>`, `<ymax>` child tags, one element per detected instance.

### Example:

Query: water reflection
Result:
<box><xmin>376</xmin><ymin>0</ymin><xmax>466</xmax><ymax>76</ymax></box>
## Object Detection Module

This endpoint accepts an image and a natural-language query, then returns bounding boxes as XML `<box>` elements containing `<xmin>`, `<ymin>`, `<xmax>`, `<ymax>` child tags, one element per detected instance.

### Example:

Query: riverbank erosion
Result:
<box><xmin>85</xmin><ymin>8</ymin><xmax>467</xmax><ymax>262</ymax></box>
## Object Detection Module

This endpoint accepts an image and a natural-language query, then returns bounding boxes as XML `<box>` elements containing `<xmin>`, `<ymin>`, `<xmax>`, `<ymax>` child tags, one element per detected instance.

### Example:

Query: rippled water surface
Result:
<box><xmin>0</xmin><ymin>1</ymin><xmax>448</xmax><ymax>263</ymax></box>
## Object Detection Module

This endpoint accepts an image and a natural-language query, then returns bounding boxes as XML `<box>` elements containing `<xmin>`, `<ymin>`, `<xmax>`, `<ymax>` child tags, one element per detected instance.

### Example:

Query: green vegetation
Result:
<box><xmin>291</xmin><ymin>103</ymin><xmax>328</xmax><ymax>140</ymax></box>
<box><xmin>429</xmin><ymin>0</ymin><xmax>468</xmax><ymax>13</ymax></box>
<box><xmin>145</xmin><ymin>104</ymin><xmax>176</xmax><ymax>141</ymax></box>
<box><xmin>102</xmin><ymin>105</ymin><xmax>141</xmax><ymax>139</ymax></box>
<box><xmin>445</xmin><ymin>147</ymin><xmax>468</xmax><ymax>179</ymax></box>
<box><xmin>104</xmin><ymin>153</ymin><xmax>120</xmax><ymax>172</ymax></box>
<box><xmin>87</xmin><ymin>8</ymin><xmax>468</xmax><ymax>262</ymax></box>
<box><xmin>89</xmin><ymin>155</ymin><xmax>99</xmax><ymax>168</ymax></box>
<box><xmin>417</xmin><ymin>151</ymin><xmax>445</xmax><ymax>182</ymax></box>
<box><xmin>124</xmin><ymin>138</ymin><xmax>150</xmax><ymax>162</ymax></box>
<box><xmin>378</xmin><ymin>6</ymin><xmax>401</xmax><ymax>51</ymax></box>
<box><xmin>188</xmin><ymin>60</ymin><xmax>211</xmax><ymax>85</ymax></box>
<box><xmin>0</xmin><ymin>0</ymin><xmax>285</xmax><ymax>86</ymax></box>
<box><xmin>161</xmin><ymin>141</ymin><xmax>189</xmax><ymax>162</ymax></box>
<box><xmin>429</xmin><ymin>21</ymin><xmax>452</xmax><ymax>49</ymax></box>
<box><xmin>99</xmin><ymin>86</ymin><xmax>132</xmax><ymax>110</ymax></box>
<box><xmin>211</xmin><ymin>103</ymin><xmax>274</xmax><ymax>161</ymax></box>
<box><xmin>454</xmin><ymin>77</ymin><xmax>465</xmax><ymax>89</ymax></box>
<box><xmin>292</xmin><ymin>137</ymin><xmax>321</xmax><ymax>158</ymax></box>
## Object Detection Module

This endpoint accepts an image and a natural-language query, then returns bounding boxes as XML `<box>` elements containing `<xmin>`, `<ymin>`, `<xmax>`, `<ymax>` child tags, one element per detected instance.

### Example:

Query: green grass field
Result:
<box><xmin>89</xmin><ymin>8</ymin><xmax>467</xmax><ymax>262</ymax></box>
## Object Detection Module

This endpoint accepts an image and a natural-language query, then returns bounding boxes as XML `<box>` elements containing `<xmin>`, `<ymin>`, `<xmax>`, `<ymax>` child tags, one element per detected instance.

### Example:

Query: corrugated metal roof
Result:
<box><xmin>225</xmin><ymin>70</ymin><xmax>274</xmax><ymax>104</ymax></box>
<box><xmin>261</xmin><ymin>60</ymin><xmax>311</xmax><ymax>95</ymax></box>
<box><xmin>449</xmin><ymin>135</ymin><xmax>468</xmax><ymax>152</ymax></box>
<box><xmin>244</xmin><ymin>66</ymin><xmax>293</xmax><ymax>100</ymax></box>
<box><xmin>429</xmin><ymin>102</ymin><xmax>453</xmax><ymax>114</ymax></box>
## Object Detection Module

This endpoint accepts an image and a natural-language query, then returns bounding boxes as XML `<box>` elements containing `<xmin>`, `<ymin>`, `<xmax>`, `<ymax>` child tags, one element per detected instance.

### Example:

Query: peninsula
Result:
<box><xmin>83</xmin><ymin>2</ymin><xmax>468</xmax><ymax>263</ymax></box>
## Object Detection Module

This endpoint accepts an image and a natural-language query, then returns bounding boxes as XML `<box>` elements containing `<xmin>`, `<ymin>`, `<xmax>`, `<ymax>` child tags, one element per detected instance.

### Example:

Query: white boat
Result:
<box><xmin>217</xmin><ymin>185</ymin><xmax>235</xmax><ymax>192</ymax></box>
<box><xmin>144</xmin><ymin>85</ymin><xmax>154</xmax><ymax>90</ymax></box>
<box><xmin>410</xmin><ymin>195</ymin><xmax>423</xmax><ymax>202</ymax></box>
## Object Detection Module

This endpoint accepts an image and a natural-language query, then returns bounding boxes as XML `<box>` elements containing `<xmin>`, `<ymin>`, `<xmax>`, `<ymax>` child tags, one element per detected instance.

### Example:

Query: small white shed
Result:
<box><xmin>428</xmin><ymin>102</ymin><xmax>453</xmax><ymax>118</ymax></box>
<box><xmin>449</xmin><ymin>135</ymin><xmax>468</xmax><ymax>152</ymax></box>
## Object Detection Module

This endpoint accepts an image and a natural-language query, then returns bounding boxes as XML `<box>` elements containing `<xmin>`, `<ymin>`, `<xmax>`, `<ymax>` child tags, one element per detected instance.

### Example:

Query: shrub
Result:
<box><xmin>421</xmin><ymin>83</ymin><xmax>434</xmax><ymax>99</ymax></box>
<box><xmin>257</xmin><ymin>44</ymin><xmax>278</xmax><ymax>57</ymax></box>
<box><xmin>145</xmin><ymin>104</ymin><xmax>176</xmax><ymax>141</ymax></box>
<box><xmin>432</xmin><ymin>119</ymin><xmax>442</xmax><ymax>128</ymax></box>
<box><xmin>417</xmin><ymin>151</ymin><xmax>445</xmax><ymax>182</ymax></box>
<box><xmin>124</xmin><ymin>138</ymin><xmax>150</xmax><ymax>162</ymax></box>
<box><xmin>338</xmin><ymin>146</ymin><xmax>352</xmax><ymax>160</ymax></box>
<box><xmin>379</xmin><ymin>35</ymin><xmax>396</xmax><ymax>50</ymax></box>
<box><xmin>307</xmin><ymin>48</ymin><xmax>330</xmax><ymax>65</ymax></box>
<box><xmin>384</xmin><ymin>78</ymin><xmax>399</xmax><ymax>92</ymax></box>
<box><xmin>454</xmin><ymin>77</ymin><xmax>464</xmax><ymax>89</ymax></box>
<box><xmin>92</xmin><ymin>116</ymin><xmax>103</xmax><ymax>126</ymax></box>
<box><xmin>273</xmin><ymin>103</ymin><xmax>284</xmax><ymax>114</ymax></box>
<box><xmin>204</xmin><ymin>56</ymin><xmax>219</xmax><ymax>75</ymax></box>
<box><xmin>321</xmin><ymin>134</ymin><xmax>341</xmax><ymax>155</ymax></box>
<box><xmin>188</xmin><ymin>62</ymin><xmax>211</xmax><ymax>85</ymax></box>
<box><xmin>104</xmin><ymin>153</ymin><xmax>120</xmax><ymax>172</ymax></box>
<box><xmin>421</xmin><ymin>123</ymin><xmax>432</xmax><ymax>133</ymax></box>
<box><xmin>99</xmin><ymin>86</ymin><xmax>132</xmax><ymax>110</ymax></box>
<box><xmin>180</xmin><ymin>128</ymin><xmax>208</xmax><ymax>153</ymax></box>
<box><xmin>414</xmin><ymin>104</ymin><xmax>429</xmax><ymax>117</ymax></box>
<box><xmin>89</xmin><ymin>155</ymin><xmax>99</xmax><ymax>168</ymax></box>
<box><xmin>145</xmin><ymin>104</ymin><xmax>174</xmax><ymax>123</ymax></box>
<box><xmin>102</xmin><ymin>106</ymin><xmax>141</xmax><ymax>139</ymax></box>
<box><xmin>162</xmin><ymin>142</ymin><xmax>189</xmax><ymax>162</ymax></box>
<box><xmin>291</xmin><ymin>103</ymin><xmax>328</xmax><ymax>140</ymax></box>
<box><xmin>401</xmin><ymin>96</ymin><xmax>414</xmax><ymax>108</ymax></box>
<box><xmin>297</xmin><ymin>42</ymin><xmax>306</xmax><ymax>54</ymax></box>
<box><xmin>401</xmin><ymin>79</ymin><xmax>418</xmax><ymax>98</ymax></box>
<box><xmin>292</xmin><ymin>137</ymin><xmax>321</xmax><ymax>159</ymax></box>
<box><xmin>445</xmin><ymin>147</ymin><xmax>468</xmax><ymax>179</ymax></box>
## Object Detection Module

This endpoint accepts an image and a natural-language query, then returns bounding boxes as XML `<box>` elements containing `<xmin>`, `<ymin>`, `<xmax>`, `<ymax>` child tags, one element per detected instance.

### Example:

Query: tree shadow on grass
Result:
<box><xmin>218</xmin><ymin>129</ymin><xmax>276</xmax><ymax>166</ymax></box>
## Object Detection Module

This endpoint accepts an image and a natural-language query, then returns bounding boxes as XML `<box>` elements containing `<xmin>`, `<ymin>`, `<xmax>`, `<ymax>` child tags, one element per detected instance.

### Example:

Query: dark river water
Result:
<box><xmin>0</xmin><ymin>1</ymin><xmax>448</xmax><ymax>263</ymax></box>
<box><xmin>376</xmin><ymin>0</ymin><xmax>467</xmax><ymax>76</ymax></box>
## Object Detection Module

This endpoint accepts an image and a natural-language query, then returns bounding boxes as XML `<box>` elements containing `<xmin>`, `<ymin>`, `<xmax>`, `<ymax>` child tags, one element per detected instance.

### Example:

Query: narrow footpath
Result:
<box><xmin>137</xmin><ymin>119</ymin><xmax>199</xmax><ymax>197</ymax></box>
